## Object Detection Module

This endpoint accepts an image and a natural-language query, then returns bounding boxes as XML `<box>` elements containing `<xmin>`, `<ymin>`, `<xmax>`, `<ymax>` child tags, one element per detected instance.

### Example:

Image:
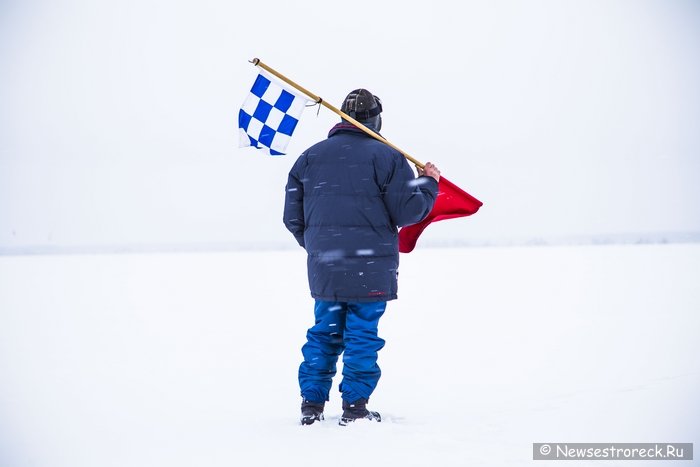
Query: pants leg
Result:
<box><xmin>298</xmin><ymin>300</ymin><xmax>347</xmax><ymax>402</ymax></box>
<box><xmin>339</xmin><ymin>301</ymin><xmax>386</xmax><ymax>403</ymax></box>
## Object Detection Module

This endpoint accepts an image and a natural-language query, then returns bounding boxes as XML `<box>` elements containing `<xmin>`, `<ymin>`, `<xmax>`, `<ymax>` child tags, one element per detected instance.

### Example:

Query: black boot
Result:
<box><xmin>300</xmin><ymin>399</ymin><xmax>325</xmax><ymax>425</ymax></box>
<box><xmin>339</xmin><ymin>398</ymin><xmax>381</xmax><ymax>426</ymax></box>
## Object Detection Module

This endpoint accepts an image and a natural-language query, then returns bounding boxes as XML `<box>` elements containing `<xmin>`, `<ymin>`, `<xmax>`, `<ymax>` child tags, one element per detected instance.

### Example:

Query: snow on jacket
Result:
<box><xmin>283</xmin><ymin>123</ymin><xmax>438</xmax><ymax>302</ymax></box>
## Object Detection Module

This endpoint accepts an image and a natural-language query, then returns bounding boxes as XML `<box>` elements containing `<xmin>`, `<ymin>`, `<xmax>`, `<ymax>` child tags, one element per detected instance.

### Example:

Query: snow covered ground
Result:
<box><xmin>0</xmin><ymin>244</ymin><xmax>698</xmax><ymax>467</ymax></box>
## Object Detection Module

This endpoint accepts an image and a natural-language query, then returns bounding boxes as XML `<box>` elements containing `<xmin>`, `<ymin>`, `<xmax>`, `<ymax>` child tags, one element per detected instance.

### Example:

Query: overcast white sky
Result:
<box><xmin>1</xmin><ymin>0</ymin><xmax>699</xmax><ymax>251</ymax></box>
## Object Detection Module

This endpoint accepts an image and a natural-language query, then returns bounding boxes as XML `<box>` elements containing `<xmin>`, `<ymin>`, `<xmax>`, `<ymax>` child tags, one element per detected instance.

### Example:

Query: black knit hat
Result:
<box><xmin>341</xmin><ymin>89</ymin><xmax>382</xmax><ymax>121</ymax></box>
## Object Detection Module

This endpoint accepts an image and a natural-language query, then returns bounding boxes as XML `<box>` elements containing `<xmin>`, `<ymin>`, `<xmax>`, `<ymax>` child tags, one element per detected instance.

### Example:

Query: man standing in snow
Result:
<box><xmin>283</xmin><ymin>89</ymin><xmax>440</xmax><ymax>426</ymax></box>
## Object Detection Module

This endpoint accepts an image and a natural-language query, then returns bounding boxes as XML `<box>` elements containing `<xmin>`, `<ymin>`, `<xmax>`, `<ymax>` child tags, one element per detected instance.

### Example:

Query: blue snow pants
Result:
<box><xmin>299</xmin><ymin>300</ymin><xmax>386</xmax><ymax>403</ymax></box>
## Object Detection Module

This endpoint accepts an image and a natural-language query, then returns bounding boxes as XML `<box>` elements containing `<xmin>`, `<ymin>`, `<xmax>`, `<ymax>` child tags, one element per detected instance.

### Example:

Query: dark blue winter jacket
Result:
<box><xmin>283</xmin><ymin>123</ymin><xmax>438</xmax><ymax>302</ymax></box>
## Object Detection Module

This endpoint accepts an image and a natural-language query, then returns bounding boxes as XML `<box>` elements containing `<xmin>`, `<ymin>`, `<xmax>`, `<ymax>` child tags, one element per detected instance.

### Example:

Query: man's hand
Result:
<box><xmin>417</xmin><ymin>162</ymin><xmax>440</xmax><ymax>182</ymax></box>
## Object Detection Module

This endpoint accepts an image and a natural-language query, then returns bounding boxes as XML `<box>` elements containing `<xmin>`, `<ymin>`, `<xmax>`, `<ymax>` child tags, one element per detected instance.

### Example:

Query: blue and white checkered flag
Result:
<box><xmin>239</xmin><ymin>71</ymin><xmax>310</xmax><ymax>155</ymax></box>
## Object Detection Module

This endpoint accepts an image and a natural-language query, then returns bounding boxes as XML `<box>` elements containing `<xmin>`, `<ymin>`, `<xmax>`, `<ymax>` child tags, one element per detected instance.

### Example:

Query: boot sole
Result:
<box><xmin>300</xmin><ymin>413</ymin><xmax>324</xmax><ymax>425</ymax></box>
<box><xmin>338</xmin><ymin>412</ymin><xmax>381</xmax><ymax>426</ymax></box>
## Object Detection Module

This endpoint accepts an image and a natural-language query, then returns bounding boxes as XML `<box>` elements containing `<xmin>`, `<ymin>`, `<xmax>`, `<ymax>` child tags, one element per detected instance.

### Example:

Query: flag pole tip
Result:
<box><xmin>249</xmin><ymin>58</ymin><xmax>260</xmax><ymax>65</ymax></box>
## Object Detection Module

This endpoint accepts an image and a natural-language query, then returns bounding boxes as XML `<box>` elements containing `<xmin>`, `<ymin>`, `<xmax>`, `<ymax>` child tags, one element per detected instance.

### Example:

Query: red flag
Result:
<box><xmin>398</xmin><ymin>177</ymin><xmax>483</xmax><ymax>253</ymax></box>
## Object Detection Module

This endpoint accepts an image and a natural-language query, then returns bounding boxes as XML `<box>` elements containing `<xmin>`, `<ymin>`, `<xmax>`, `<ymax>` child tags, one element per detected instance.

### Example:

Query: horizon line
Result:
<box><xmin>1</xmin><ymin>231</ymin><xmax>699</xmax><ymax>257</ymax></box>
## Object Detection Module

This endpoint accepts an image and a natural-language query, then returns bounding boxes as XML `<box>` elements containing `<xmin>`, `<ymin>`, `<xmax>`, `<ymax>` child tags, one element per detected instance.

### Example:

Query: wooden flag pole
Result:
<box><xmin>250</xmin><ymin>58</ymin><xmax>425</xmax><ymax>169</ymax></box>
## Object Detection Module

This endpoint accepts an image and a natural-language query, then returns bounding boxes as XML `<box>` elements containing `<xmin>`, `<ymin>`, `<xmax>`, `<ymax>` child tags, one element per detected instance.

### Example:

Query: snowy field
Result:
<box><xmin>0</xmin><ymin>243</ymin><xmax>698</xmax><ymax>467</ymax></box>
